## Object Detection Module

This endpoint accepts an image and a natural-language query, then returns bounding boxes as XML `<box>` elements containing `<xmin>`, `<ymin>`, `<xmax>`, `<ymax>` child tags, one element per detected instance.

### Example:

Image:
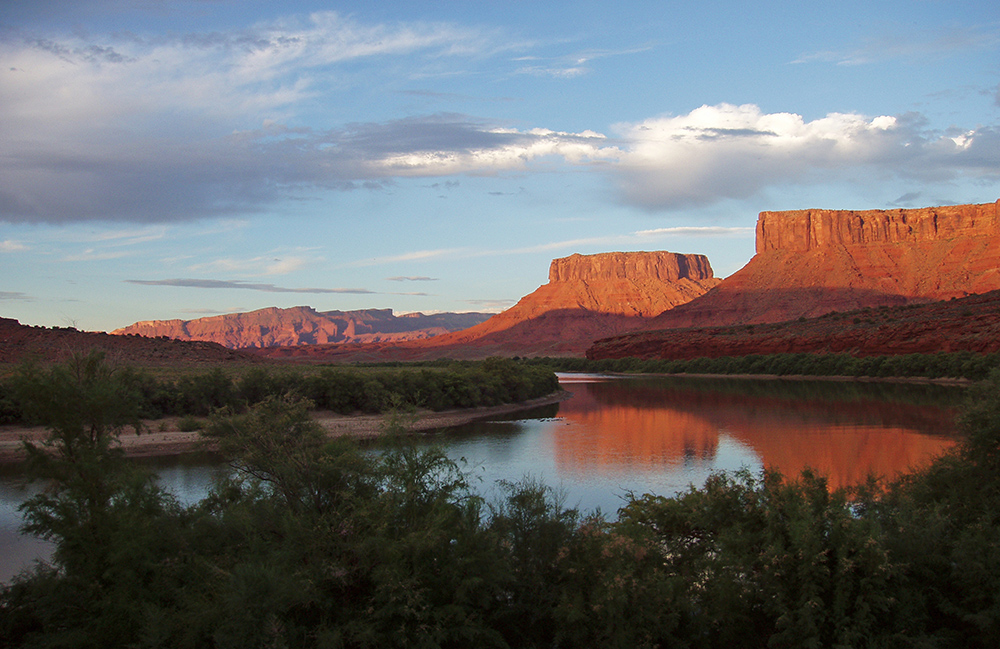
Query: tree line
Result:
<box><xmin>2</xmin><ymin>353</ymin><xmax>1000</xmax><ymax>647</ymax></box>
<box><xmin>528</xmin><ymin>350</ymin><xmax>1000</xmax><ymax>381</ymax></box>
<box><xmin>0</xmin><ymin>355</ymin><xmax>560</xmax><ymax>425</ymax></box>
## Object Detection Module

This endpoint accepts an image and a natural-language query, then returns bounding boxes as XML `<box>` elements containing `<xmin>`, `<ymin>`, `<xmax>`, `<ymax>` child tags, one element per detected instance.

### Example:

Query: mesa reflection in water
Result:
<box><xmin>552</xmin><ymin>376</ymin><xmax>962</xmax><ymax>490</ymax></box>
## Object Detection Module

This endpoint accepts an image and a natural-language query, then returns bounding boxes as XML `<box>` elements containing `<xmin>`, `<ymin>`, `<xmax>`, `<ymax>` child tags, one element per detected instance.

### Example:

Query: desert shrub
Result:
<box><xmin>176</xmin><ymin>414</ymin><xmax>202</xmax><ymax>432</ymax></box>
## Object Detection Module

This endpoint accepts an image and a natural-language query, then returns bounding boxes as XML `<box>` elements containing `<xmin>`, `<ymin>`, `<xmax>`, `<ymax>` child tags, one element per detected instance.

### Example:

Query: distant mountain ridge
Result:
<box><xmin>112</xmin><ymin>306</ymin><xmax>492</xmax><ymax>349</ymax></box>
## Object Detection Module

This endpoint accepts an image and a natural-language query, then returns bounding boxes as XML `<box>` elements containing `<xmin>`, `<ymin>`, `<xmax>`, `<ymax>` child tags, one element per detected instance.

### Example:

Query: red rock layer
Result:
<box><xmin>112</xmin><ymin>307</ymin><xmax>491</xmax><ymax>349</ymax></box>
<box><xmin>259</xmin><ymin>251</ymin><xmax>721</xmax><ymax>360</ymax></box>
<box><xmin>645</xmin><ymin>200</ymin><xmax>1000</xmax><ymax>330</ymax></box>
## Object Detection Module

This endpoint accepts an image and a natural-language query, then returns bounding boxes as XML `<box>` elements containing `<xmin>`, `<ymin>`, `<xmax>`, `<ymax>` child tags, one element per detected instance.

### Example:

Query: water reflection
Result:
<box><xmin>552</xmin><ymin>377</ymin><xmax>961</xmax><ymax>489</ymax></box>
<box><xmin>0</xmin><ymin>375</ymin><xmax>965</xmax><ymax>583</ymax></box>
<box><xmin>419</xmin><ymin>376</ymin><xmax>964</xmax><ymax>515</ymax></box>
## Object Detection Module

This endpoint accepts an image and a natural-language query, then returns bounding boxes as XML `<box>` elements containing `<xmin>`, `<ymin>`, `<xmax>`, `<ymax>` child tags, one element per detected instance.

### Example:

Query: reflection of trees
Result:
<box><xmin>610</xmin><ymin>375</ymin><xmax>966</xmax><ymax>410</ymax></box>
<box><xmin>553</xmin><ymin>378</ymin><xmax>960</xmax><ymax>489</ymax></box>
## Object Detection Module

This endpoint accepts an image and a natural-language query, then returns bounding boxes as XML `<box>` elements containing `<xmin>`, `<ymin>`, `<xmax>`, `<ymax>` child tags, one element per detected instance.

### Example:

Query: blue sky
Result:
<box><xmin>2</xmin><ymin>0</ymin><xmax>998</xmax><ymax>332</ymax></box>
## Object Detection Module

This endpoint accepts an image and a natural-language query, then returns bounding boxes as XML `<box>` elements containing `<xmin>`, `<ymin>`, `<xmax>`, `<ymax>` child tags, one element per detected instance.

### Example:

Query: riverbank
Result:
<box><xmin>0</xmin><ymin>390</ymin><xmax>572</xmax><ymax>465</ymax></box>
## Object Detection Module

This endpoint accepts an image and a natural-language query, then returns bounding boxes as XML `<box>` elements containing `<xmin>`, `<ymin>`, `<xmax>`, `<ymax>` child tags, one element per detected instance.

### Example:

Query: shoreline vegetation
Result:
<box><xmin>3</xmin><ymin>351</ymin><xmax>1000</xmax><ymax>647</ymax></box>
<box><xmin>2</xmin><ymin>348</ymin><xmax>986</xmax><ymax>465</ymax></box>
<box><xmin>0</xmin><ymin>390</ymin><xmax>571</xmax><ymax>465</ymax></box>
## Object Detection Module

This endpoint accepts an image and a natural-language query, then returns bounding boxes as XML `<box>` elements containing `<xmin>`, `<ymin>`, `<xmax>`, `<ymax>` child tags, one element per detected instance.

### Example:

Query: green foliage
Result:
<box><xmin>2</xmin><ymin>355</ymin><xmax>562</xmax><ymax>426</ymax></box>
<box><xmin>530</xmin><ymin>350</ymin><xmax>1000</xmax><ymax>380</ymax></box>
<box><xmin>5</xmin><ymin>353</ymin><xmax>1000</xmax><ymax>647</ymax></box>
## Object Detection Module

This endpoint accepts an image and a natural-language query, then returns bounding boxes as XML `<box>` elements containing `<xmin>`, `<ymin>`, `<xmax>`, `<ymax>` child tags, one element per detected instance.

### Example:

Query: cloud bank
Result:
<box><xmin>1</xmin><ymin>14</ymin><xmax>997</xmax><ymax>223</ymax></box>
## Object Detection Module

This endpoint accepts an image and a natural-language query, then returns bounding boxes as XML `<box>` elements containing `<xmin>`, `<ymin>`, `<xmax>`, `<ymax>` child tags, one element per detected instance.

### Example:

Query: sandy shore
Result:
<box><xmin>0</xmin><ymin>390</ymin><xmax>571</xmax><ymax>465</ymax></box>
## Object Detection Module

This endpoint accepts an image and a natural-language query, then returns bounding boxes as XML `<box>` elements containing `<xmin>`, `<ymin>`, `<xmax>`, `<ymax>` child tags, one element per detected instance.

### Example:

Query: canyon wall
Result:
<box><xmin>259</xmin><ymin>251</ymin><xmax>722</xmax><ymax>360</ymax></box>
<box><xmin>642</xmin><ymin>200</ymin><xmax>1000</xmax><ymax>330</ymax></box>
<box><xmin>548</xmin><ymin>251</ymin><xmax>715</xmax><ymax>285</ymax></box>
<box><xmin>398</xmin><ymin>251</ymin><xmax>721</xmax><ymax>356</ymax></box>
<box><xmin>756</xmin><ymin>202</ymin><xmax>1000</xmax><ymax>252</ymax></box>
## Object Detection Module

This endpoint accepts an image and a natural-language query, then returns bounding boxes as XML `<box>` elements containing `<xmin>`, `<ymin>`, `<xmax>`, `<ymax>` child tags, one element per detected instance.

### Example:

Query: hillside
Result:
<box><xmin>0</xmin><ymin>317</ymin><xmax>262</xmax><ymax>368</ymax></box>
<box><xmin>112</xmin><ymin>307</ymin><xmax>491</xmax><ymax>349</ymax></box>
<box><xmin>587</xmin><ymin>289</ymin><xmax>1000</xmax><ymax>360</ymax></box>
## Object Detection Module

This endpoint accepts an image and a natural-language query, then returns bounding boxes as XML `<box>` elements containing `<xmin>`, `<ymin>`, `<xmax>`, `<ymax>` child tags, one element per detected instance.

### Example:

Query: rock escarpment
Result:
<box><xmin>421</xmin><ymin>250</ymin><xmax>720</xmax><ymax>355</ymax></box>
<box><xmin>261</xmin><ymin>251</ymin><xmax>721</xmax><ymax>360</ymax></box>
<box><xmin>645</xmin><ymin>200</ymin><xmax>1000</xmax><ymax>330</ymax></box>
<box><xmin>113</xmin><ymin>307</ymin><xmax>491</xmax><ymax>349</ymax></box>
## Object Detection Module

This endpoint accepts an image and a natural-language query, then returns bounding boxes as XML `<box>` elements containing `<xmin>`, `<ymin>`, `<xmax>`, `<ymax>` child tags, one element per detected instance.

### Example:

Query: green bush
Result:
<box><xmin>7</xmin><ymin>354</ymin><xmax>1000</xmax><ymax>647</ymax></box>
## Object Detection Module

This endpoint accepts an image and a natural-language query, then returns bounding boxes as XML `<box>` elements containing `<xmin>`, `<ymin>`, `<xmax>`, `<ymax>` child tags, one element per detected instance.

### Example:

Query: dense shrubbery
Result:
<box><xmin>4</xmin><ymin>355</ymin><xmax>1000</xmax><ymax>647</ymax></box>
<box><xmin>531</xmin><ymin>350</ymin><xmax>1000</xmax><ymax>380</ymax></box>
<box><xmin>1</xmin><ymin>354</ymin><xmax>560</xmax><ymax>424</ymax></box>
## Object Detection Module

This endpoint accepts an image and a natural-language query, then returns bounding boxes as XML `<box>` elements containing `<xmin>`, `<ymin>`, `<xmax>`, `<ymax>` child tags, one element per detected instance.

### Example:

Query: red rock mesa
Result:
<box><xmin>644</xmin><ymin>200</ymin><xmax>1000</xmax><ymax>330</ymax></box>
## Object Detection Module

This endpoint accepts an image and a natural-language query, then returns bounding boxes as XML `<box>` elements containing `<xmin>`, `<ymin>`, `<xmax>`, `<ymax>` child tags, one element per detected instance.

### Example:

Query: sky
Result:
<box><xmin>1</xmin><ymin>0</ymin><xmax>998</xmax><ymax>332</ymax></box>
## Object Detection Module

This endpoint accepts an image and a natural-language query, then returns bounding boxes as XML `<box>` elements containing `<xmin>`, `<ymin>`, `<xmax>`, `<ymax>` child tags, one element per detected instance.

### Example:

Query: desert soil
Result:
<box><xmin>0</xmin><ymin>391</ymin><xmax>571</xmax><ymax>465</ymax></box>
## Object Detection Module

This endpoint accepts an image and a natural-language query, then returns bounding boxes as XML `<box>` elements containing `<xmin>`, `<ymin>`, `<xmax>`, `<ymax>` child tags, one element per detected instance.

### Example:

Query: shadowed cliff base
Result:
<box><xmin>587</xmin><ymin>289</ymin><xmax>1000</xmax><ymax>361</ymax></box>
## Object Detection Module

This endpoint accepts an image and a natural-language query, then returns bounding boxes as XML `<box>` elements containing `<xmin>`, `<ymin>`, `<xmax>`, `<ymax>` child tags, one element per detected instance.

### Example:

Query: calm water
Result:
<box><xmin>0</xmin><ymin>374</ymin><xmax>965</xmax><ymax>583</ymax></box>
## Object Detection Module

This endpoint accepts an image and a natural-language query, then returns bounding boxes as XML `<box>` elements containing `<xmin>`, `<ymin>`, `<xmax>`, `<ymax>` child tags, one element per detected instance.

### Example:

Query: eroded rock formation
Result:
<box><xmin>407</xmin><ymin>250</ymin><xmax>721</xmax><ymax>356</ymax></box>
<box><xmin>258</xmin><ymin>251</ymin><xmax>721</xmax><ymax>360</ymax></box>
<box><xmin>112</xmin><ymin>306</ymin><xmax>491</xmax><ymax>349</ymax></box>
<box><xmin>645</xmin><ymin>200</ymin><xmax>1000</xmax><ymax>330</ymax></box>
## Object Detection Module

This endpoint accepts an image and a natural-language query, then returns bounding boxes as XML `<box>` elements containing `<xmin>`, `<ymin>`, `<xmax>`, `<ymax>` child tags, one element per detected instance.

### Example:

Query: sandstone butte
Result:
<box><xmin>646</xmin><ymin>200</ymin><xmax>1000</xmax><ymax>329</ymax></box>
<box><xmin>260</xmin><ymin>251</ymin><xmax>721</xmax><ymax>360</ymax></box>
<box><xmin>588</xmin><ymin>200</ymin><xmax>1000</xmax><ymax>360</ymax></box>
<box><xmin>112</xmin><ymin>306</ymin><xmax>491</xmax><ymax>349</ymax></box>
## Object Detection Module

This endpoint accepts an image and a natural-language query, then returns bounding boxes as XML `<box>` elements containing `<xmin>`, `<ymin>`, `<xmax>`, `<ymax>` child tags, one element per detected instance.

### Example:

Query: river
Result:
<box><xmin>0</xmin><ymin>373</ymin><xmax>966</xmax><ymax>583</ymax></box>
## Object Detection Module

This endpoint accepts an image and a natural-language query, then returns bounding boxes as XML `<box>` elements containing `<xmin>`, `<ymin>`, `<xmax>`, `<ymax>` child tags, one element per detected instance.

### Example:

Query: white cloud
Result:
<box><xmin>1</xmin><ymin>239</ymin><xmax>28</xmax><ymax>252</ymax></box>
<box><xmin>1</xmin><ymin>8</ymin><xmax>996</xmax><ymax>226</ymax></box>
<box><xmin>610</xmin><ymin>103</ymin><xmax>999</xmax><ymax>209</ymax></box>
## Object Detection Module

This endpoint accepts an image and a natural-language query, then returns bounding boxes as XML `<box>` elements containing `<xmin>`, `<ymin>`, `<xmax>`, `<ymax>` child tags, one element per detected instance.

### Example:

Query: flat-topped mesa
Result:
<box><xmin>548</xmin><ymin>251</ymin><xmax>715</xmax><ymax>284</ymax></box>
<box><xmin>757</xmin><ymin>200</ymin><xmax>1000</xmax><ymax>253</ymax></box>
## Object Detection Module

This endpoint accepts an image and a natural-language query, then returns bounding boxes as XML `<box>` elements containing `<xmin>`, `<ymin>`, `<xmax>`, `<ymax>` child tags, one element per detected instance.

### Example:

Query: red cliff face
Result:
<box><xmin>257</xmin><ymin>251</ymin><xmax>721</xmax><ymax>360</ymax></box>
<box><xmin>388</xmin><ymin>251</ymin><xmax>720</xmax><ymax>357</ymax></box>
<box><xmin>646</xmin><ymin>200</ymin><xmax>1000</xmax><ymax>329</ymax></box>
<box><xmin>112</xmin><ymin>307</ymin><xmax>491</xmax><ymax>349</ymax></box>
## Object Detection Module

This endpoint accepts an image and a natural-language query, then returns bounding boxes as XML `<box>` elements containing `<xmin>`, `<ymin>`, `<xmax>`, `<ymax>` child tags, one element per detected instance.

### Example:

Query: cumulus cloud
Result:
<box><xmin>125</xmin><ymin>279</ymin><xmax>375</xmax><ymax>294</ymax></box>
<box><xmin>610</xmin><ymin>103</ymin><xmax>999</xmax><ymax>209</ymax></box>
<box><xmin>1</xmin><ymin>7</ymin><xmax>996</xmax><ymax>223</ymax></box>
